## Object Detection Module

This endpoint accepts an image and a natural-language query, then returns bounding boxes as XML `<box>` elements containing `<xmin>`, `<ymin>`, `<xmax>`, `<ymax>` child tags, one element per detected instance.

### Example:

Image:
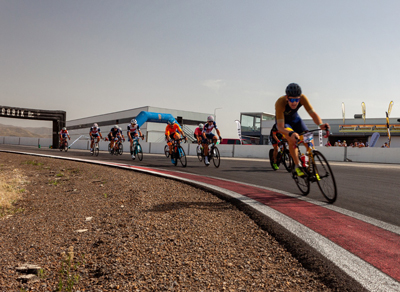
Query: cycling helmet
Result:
<box><xmin>167</xmin><ymin>118</ymin><xmax>175</xmax><ymax>125</ymax></box>
<box><xmin>199</xmin><ymin>123</ymin><xmax>204</xmax><ymax>129</ymax></box>
<box><xmin>93</xmin><ymin>123</ymin><xmax>98</xmax><ymax>128</ymax></box>
<box><xmin>285</xmin><ymin>83</ymin><xmax>302</xmax><ymax>97</ymax></box>
<box><xmin>113</xmin><ymin>125</ymin><xmax>118</xmax><ymax>129</ymax></box>
<box><xmin>131</xmin><ymin>119</ymin><xmax>137</xmax><ymax>124</ymax></box>
<box><xmin>207</xmin><ymin>115</ymin><xmax>214</xmax><ymax>122</ymax></box>
<box><xmin>62</xmin><ymin>127</ymin><xmax>66</xmax><ymax>130</ymax></box>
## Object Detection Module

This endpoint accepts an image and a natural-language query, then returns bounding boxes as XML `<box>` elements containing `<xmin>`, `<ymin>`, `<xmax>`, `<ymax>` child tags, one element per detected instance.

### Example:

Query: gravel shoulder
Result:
<box><xmin>0</xmin><ymin>152</ymin><xmax>333</xmax><ymax>291</ymax></box>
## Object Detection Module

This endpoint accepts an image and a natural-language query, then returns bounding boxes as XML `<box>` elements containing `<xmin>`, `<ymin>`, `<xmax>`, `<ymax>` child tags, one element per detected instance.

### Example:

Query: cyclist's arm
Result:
<box><xmin>216</xmin><ymin>128</ymin><xmax>221</xmax><ymax>139</ymax></box>
<box><xmin>272</xmin><ymin>132</ymin><xmax>280</xmax><ymax>142</ymax></box>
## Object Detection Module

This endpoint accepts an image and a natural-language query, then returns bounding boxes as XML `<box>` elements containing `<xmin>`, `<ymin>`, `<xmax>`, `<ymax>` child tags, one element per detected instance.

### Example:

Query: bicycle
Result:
<box><xmin>199</xmin><ymin>139</ymin><xmax>220</xmax><ymax>168</ymax></box>
<box><xmin>196</xmin><ymin>144</ymin><xmax>203</xmax><ymax>162</ymax></box>
<box><xmin>171</xmin><ymin>138</ymin><xmax>187</xmax><ymax>167</ymax></box>
<box><xmin>110</xmin><ymin>139</ymin><xmax>124</xmax><ymax>155</ymax></box>
<box><xmin>290</xmin><ymin>128</ymin><xmax>337</xmax><ymax>204</ymax></box>
<box><xmin>269</xmin><ymin>140</ymin><xmax>292</xmax><ymax>172</ymax></box>
<box><xmin>164</xmin><ymin>144</ymin><xmax>170</xmax><ymax>158</ymax></box>
<box><xmin>90</xmin><ymin>137</ymin><xmax>100</xmax><ymax>156</ymax></box>
<box><xmin>131</xmin><ymin>136</ymin><xmax>144</xmax><ymax>161</ymax></box>
<box><xmin>59</xmin><ymin>139</ymin><xmax>69</xmax><ymax>152</ymax></box>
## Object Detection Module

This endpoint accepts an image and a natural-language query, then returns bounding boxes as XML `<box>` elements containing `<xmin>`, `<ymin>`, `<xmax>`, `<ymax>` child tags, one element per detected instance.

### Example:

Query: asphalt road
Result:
<box><xmin>2</xmin><ymin>144</ymin><xmax>399</xmax><ymax>227</ymax></box>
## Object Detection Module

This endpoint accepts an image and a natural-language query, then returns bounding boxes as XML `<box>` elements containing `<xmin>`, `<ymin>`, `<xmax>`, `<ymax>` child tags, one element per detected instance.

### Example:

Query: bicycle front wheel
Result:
<box><xmin>290</xmin><ymin>155</ymin><xmax>310</xmax><ymax>195</ymax></box>
<box><xmin>94</xmin><ymin>146</ymin><xmax>99</xmax><ymax>156</ymax></box>
<box><xmin>64</xmin><ymin>142</ymin><xmax>68</xmax><ymax>152</ymax></box>
<box><xmin>178</xmin><ymin>146</ymin><xmax>187</xmax><ymax>167</ymax></box>
<box><xmin>211</xmin><ymin>147</ymin><xmax>220</xmax><ymax>168</ymax></box>
<box><xmin>282</xmin><ymin>149</ymin><xmax>292</xmax><ymax>172</ymax></box>
<box><xmin>137</xmin><ymin>144</ymin><xmax>143</xmax><ymax>161</ymax></box>
<box><xmin>164</xmin><ymin>145</ymin><xmax>170</xmax><ymax>158</ymax></box>
<box><xmin>312</xmin><ymin>150</ymin><xmax>337</xmax><ymax>204</ymax></box>
<box><xmin>197</xmin><ymin>146</ymin><xmax>203</xmax><ymax>162</ymax></box>
<box><xmin>118</xmin><ymin>143</ymin><xmax>123</xmax><ymax>155</ymax></box>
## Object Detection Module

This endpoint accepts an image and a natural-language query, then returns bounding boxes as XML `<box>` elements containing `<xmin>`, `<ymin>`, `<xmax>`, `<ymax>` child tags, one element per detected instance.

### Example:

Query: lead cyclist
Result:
<box><xmin>275</xmin><ymin>83</ymin><xmax>330</xmax><ymax>177</ymax></box>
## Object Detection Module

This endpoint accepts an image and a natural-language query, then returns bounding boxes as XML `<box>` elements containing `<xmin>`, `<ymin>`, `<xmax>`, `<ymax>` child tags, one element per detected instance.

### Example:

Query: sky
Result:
<box><xmin>1</xmin><ymin>0</ymin><xmax>400</xmax><ymax>137</ymax></box>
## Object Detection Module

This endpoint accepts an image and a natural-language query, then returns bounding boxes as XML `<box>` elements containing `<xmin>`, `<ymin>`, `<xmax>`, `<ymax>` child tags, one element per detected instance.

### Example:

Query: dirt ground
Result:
<box><xmin>0</xmin><ymin>152</ymin><xmax>334</xmax><ymax>291</ymax></box>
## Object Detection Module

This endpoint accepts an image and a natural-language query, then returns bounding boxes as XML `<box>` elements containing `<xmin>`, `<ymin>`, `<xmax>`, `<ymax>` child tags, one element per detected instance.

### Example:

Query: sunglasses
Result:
<box><xmin>288</xmin><ymin>98</ymin><xmax>300</xmax><ymax>103</ymax></box>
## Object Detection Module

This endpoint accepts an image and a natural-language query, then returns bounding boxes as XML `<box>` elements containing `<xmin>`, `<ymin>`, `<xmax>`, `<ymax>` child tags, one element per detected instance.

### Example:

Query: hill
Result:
<box><xmin>0</xmin><ymin>124</ymin><xmax>52</xmax><ymax>138</ymax></box>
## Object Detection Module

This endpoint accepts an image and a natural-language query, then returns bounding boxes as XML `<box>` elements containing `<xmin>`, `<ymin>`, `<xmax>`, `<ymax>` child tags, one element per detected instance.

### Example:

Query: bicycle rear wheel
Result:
<box><xmin>178</xmin><ymin>146</ymin><xmax>187</xmax><ymax>167</ymax></box>
<box><xmin>282</xmin><ymin>149</ymin><xmax>292</xmax><ymax>172</ymax></box>
<box><xmin>118</xmin><ymin>142</ymin><xmax>123</xmax><ymax>155</ymax></box>
<box><xmin>312</xmin><ymin>150</ymin><xmax>337</xmax><ymax>203</ymax></box>
<box><xmin>211</xmin><ymin>147</ymin><xmax>220</xmax><ymax>168</ymax></box>
<box><xmin>290</xmin><ymin>155</ymin><xmax>310</xmax><ymax>195</ymax></box>
<box><xmin>137</xmin><ymin>144</ymin><xmax>143</xmax><ymax>161</ymax></box>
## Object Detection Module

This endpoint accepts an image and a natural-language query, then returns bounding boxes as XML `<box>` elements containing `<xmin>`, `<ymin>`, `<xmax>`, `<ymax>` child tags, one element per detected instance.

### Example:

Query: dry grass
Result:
<box><xmin>0</xmin><ymin>168</ymin><xmax>28</xmax><ymax>214</ymax></box>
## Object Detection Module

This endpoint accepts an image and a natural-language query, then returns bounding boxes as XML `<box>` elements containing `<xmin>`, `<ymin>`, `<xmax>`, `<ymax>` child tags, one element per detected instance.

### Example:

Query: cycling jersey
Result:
<box><xmin>203</xmin><ymin>121</ymin><xmax>218</xmax><ymax>134</ymax></box>
<box><xmin>194</xmin><ymin>127</ymin><xmax>202</xmax><ymax>137</ymax></box>
<box><xmin>269</xmin><ymin>123</ymin><xmax>283</xmax><ymax>145</ymax></box>
<box><xmin>59</xmin><ymin>129</ymin><xmax>69</xmax><ymax>138</ymax></box>
<box><xmin>90</xmin><ymin>127</ymin><xmax>101</xmax><ymax>137</ymax></box>
<box><xmin>275</xmin><ymin>95</ymin><xmax>313</xmax><ymax>134</ymax></box>
<box><xmin>165</xmin><ymin>124</ymin><xmax>183</xmax><ymax>136</ymax></box>
<box><xmin>110</xmin><ymin>128</ymin><xmax>120</xmax><ymax>137</ymax></box>
<box><xmin>127</xmin><ymin>124</ymin><xmax>140</xmax><ymax>135</ymax></box>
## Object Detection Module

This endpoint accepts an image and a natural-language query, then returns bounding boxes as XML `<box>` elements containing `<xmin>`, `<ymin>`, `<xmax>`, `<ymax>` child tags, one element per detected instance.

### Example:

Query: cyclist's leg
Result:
<box><xmin>204</xmin><ymin>133</ymin><xmax>214</xmax><ymax>156</ymax></box>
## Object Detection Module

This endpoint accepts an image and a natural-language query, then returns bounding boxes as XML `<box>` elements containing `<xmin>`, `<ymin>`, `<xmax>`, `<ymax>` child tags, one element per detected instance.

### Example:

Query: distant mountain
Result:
<box><xmin>0</xmin><ymin>124</ymin><xmax>52</xmax><ymax>138</ymax></box>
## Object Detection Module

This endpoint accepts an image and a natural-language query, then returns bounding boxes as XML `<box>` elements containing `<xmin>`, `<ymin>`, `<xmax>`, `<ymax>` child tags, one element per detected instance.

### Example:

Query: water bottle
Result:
<box><xmin>300</xmin><ymin>154</ymin><xmax>307</xmax><ymax>168</ymax></box>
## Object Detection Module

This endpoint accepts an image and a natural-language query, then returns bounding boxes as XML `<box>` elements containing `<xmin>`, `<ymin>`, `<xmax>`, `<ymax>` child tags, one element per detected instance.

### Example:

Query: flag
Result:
<box><xmin>235</xmin><ymin>120</ymin><xmax>242</xmax><ymax>141</ymax></box>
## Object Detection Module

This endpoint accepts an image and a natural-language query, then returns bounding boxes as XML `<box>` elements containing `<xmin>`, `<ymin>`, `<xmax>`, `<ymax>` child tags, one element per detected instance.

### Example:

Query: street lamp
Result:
<box><xmin>214</xmin><ymin>107</ymin><xmax>222</xmax><ymax>123</ymax></box>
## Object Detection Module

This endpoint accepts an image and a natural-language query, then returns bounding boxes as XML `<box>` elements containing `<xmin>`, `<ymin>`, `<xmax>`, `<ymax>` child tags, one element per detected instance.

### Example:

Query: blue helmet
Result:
<box><xmin>167</xmin><ymin>118</ymin><xmax>175</xmax><ymax>125</ymax></box>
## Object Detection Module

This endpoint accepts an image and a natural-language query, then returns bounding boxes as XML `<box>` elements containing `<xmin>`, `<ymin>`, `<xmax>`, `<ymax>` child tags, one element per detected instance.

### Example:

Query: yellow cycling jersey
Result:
<box><xmin>275</xmin><ymin>94</ymin><xmax>314</xmax><ymax>124</ymax></box>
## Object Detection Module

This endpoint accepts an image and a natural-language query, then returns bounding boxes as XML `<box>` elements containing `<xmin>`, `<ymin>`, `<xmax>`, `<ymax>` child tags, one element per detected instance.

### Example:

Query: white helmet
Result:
<box><xmin>114</xmin><ymin>125</ymin><xmax>118</xmax><ymax>129</ymax></box>
<box><xmin>207</xmin><ymin>115</ymin><xmax>214</xmax><ymax>122</ymax></box>
<box><xmin>62</xmin><ymin>127</ymin><xmax>66</xmax><ymax>130</ymax></box>
<box><xmin>131</xmin><ymin>119</ymin><xmax>137</xmax><ymax>124</ymax></box>
<box><xmin>199</xmin><ymin>123</ymin><xmax>204</xmax><ymax>129</ymax></box>
<box><xmin>93</xmin><ymin>123</ymin><xmax>98</xmax><ymax>128</ymax></box>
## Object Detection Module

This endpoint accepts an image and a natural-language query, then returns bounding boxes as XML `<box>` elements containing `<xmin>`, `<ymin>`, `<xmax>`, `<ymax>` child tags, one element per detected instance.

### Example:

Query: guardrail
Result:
<box><xmin>1</xmin><ymin>136</ymin><xmax>400</xmax><ymax>164</ymax></box>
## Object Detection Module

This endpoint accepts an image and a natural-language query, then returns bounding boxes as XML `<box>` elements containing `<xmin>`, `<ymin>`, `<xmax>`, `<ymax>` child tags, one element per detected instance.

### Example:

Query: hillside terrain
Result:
<box><xmin>0</xmin><ymin>124</ymin><xmax>52</xmax><ymax>138</ymax></box>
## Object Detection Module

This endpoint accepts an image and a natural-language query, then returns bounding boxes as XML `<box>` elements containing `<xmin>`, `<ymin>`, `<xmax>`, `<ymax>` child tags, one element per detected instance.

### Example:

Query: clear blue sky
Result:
<box><xmin>1</xmin><ymin>0</ymin><xmax>400</xmax><ymax>137</ymax></box>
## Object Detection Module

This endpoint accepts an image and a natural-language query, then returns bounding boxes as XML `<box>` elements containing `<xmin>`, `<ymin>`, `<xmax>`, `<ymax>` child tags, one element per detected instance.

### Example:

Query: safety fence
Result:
<box><xmin>0</xmin><ymin>136</ymin><xmax>399</xmax><ymax>164</ymax></box>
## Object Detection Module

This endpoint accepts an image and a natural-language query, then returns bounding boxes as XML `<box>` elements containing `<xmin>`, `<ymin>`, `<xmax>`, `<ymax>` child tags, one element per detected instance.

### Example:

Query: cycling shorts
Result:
<box><xmin>202</xmin><ymin>133</ymin><xmax>215</xmax><ymax>144</ymax></box>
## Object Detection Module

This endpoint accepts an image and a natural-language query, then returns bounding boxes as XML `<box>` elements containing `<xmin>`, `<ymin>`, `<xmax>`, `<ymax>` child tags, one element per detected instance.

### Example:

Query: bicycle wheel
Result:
<box><xmin>137</xmin><ymin>144</ymin><xmax>143</xmax><ymax>161</ymax></box>
<box><xmin>64</xmin><ymin>142</ymin><xmax>68</xmax><ymax>152</ymax></box>
<box><xmin>173</xmin><ymin>147</ymin><xmax>178</xmax><ymax>166</ymax></box>
<box><xmin>94</xmin><ymin>145</ymin><xmax>99</xmax><ymax>156</ymax></box>
<box><xmin>290</xmin><ymin>155</ymin><xmax>310</xmax><ymax>195</ymax></box>
<box><xmin>282</xmin><ymin>149</ymin><xmax>292</xmax><ymax>172</ymax></box>
<box><xmin>211</xmin><ymin>147</ymin><xmax>220</xmax><ymax>168</ymax></box>
<box><xmin>197</xmin><ymin>146</ymin><xmax>203</xmax><ymax>162</ymax></box>
<box><xmin>312</xmin><ymin>150</ymin><xmax>337</xmax><ymax>203</ymax></box>
<box><xmin>108</xmin><ymin>143</ymin><xmax>111</xmax><ymax>154</ymax></box>
<box><xmin>178</xmin><ymin>146</ymin><xmax>187</xmax><ymax>167</ymax></box>
<box><xmin>164</xmin><ymin>145</ymin><xmax>170</xmax><ymax>158</ymax></box>
<box><xmin>118</xmin><ymin>142</ymin><xmax>123</xmax><ymax>155</ymax></box>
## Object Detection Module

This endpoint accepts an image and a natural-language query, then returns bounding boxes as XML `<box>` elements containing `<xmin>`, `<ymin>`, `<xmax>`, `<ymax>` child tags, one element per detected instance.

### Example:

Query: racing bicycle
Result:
<box><xmin>290</xmin><ymin>128</ymin><xmax>337</xmax><ymax>203</ymax></box>
<box><xmin>171</xmin><ymin>138</ymin><xmax>187</xmax><ymax>167</ymax></box>
<box><xmin>59</xmin><ymin>139</ymin><xmax>69</xmax><ymax>152</ymax></box>
<box><xmin>199</xmin><ymin>139</ymin><xmax>220</xmax><ymax>168</ymax></box>
<box><xmin>90</xmin><ymin>137</ymin><xmax>100</xmax><ymax>156</ymax></box>
<box><xmin>131</xmin><ymin>136</ymin><xmax>144</xmax><ymax>161</ymax></box>
<box><xmin>269</xmin><ymin>139</ymin><xmax>291</xmax><ymax>172</ymax></box>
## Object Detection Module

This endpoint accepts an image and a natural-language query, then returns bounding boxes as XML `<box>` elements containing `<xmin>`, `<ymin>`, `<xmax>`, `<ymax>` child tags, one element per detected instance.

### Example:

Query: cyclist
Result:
<box><xmin>194</xmin><ymin>123</ymin><xmax>204</xmax><ymax>154</ymax></box>
<box><xmin>108</xmin><ymin>125</ymin><xmax>121</xmax><ymax>153</ymax></box>
<box><xmin>202</xmin><ymin>115</ymin><xmax>222</xmax><ymax>165</ymax></box>
<box><xmin>127</xmin><ymin>119</ymin><xmax>143</xmax><ymax>159</ymax></box>
<box><xmin>275</xmin><ymin>83</ymin><xmax>329</xmax><ymax>176</ymax></box>
<box><xmin>59</xmin><ymin>127</ymin><xmax>70</xmax><ymax>148</ymax></box>
<box><xmin>165</xmin><ymin>118</ymin><xmax>187</xmax><ymax>164</ymax></box>
<box><xmin>89</xmin><ymin>123</ymin><xmax>103</xmax><ymax>153</ymax></box>
<box><xmin>269</xmin><ymin>123</ymin><xmax>283</xmax><ymax>170</ymax></box>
